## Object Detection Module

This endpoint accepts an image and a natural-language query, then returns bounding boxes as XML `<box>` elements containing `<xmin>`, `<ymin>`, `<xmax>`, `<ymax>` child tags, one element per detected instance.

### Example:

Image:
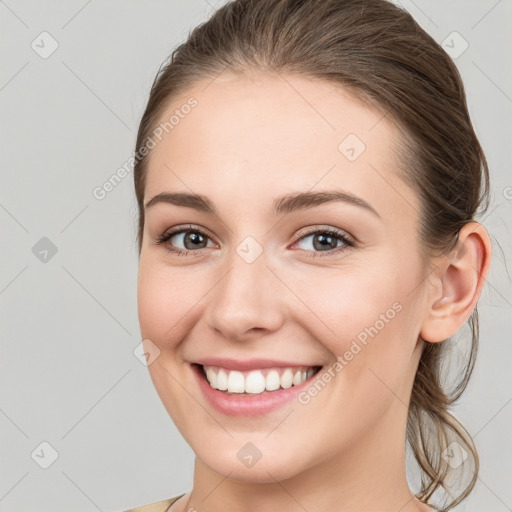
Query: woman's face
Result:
<box><xmin>137</xmin><ymin>72</ymin><xmax>431</xmax><ymax>482</ymax></box>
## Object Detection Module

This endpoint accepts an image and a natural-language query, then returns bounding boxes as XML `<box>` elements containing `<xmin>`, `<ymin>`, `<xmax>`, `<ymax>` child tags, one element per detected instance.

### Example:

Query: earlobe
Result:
<box><xmin>420</xmin><ymin>221</ymin><xmax>492</xmax><ymax>343</ymax></box>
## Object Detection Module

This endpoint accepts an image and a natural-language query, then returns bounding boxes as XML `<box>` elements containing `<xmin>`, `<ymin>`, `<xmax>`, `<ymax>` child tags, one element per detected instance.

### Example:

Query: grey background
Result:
<box><xmin>0</xmin><ymin>1</ymin><xmax>511</xmax><ymax>511</ymax></box>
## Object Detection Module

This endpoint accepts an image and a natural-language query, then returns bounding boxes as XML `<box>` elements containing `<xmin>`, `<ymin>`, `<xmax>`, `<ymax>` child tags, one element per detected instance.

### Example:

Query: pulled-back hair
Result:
<box><xmin>133</xmin><ymin>1</ymin><xmax>490</xmax><ymax>509</ymax></box>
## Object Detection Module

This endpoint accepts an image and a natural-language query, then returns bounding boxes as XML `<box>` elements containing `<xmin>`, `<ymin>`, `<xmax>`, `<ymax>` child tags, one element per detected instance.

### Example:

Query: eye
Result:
<box><xmin>155</xmin><ymin>225</ymin><xmax>216</xmax><ymax>256</ymax></box>
<box><xmin>155</xmin><ymin>224</ymin><xmax>355</xmax><ymax>258</ymax></box>
<box><xmin>291</xmin><ymin>227</ymin><xmax>355</xmax><ymax>258</ymax></box>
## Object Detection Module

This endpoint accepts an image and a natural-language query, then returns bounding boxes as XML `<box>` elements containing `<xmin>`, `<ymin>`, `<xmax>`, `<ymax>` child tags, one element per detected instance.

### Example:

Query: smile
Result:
<box><xmin>201</xmin><ymin>365</ymin><xmax>320</xmax><ymax>394</ymax></box>
<box><xmin>191</xmin><ymin>362</ymin><xmax>323</xmax><ymax>416</ymax></box>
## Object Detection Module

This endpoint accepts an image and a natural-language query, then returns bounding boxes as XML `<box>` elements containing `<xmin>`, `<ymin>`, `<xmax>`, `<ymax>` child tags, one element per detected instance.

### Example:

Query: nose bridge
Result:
<box><xmin>206</xmin><ymin>243</ymin><xmax>283</xmax><ymax>339</ymax></box>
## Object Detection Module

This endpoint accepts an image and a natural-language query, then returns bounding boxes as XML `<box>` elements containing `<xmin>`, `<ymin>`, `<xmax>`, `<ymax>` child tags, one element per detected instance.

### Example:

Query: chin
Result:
<box><xmin>203</xmin><ymin>455</ymin><xmax>302</xmax><ymax>483</ymax></box>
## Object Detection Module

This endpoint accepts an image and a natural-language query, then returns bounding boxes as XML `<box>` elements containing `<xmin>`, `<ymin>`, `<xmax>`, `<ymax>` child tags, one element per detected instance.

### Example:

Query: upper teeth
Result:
<box><xmin>203</xmin><ymin>365</ymin><xmax>317</xmax><ymax>394</ymax></box>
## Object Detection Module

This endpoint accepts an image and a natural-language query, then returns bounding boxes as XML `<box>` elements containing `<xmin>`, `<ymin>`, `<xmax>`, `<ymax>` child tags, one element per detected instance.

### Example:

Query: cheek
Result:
<box><xmin>137</xmin><ymin>260</ymin><xmax>201</xmax><ymax>345</ymax></box>
<box><xmin>298</xmin><ymin>265</ymin><xmax>417</xmax><ymax>391</ymax></box>
<box><xmin>136</xmin><ymin>261</ymin><xmax>203</xmax><ymax>426</ymax></box>
<box><xmin>137</xmin><ymin>267</ymin><xmax>168</xmax><ymax>340</ymax></box>
<box><xmin>298</xmin><ymin>268</ymin><xmax>402</xmax><ymax>347</ymax></box>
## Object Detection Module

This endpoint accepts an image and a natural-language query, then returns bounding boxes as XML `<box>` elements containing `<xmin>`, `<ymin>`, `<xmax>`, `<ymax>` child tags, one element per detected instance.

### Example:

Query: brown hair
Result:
<box><xmin>133</xmin><ymin>1</ymin><xmax>490</xmax><ymax>510</ymax></box>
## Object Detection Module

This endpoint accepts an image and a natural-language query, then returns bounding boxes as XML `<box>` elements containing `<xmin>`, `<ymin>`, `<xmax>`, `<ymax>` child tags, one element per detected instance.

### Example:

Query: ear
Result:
<box><xmin>420</xmin><ymin>221</ymin><xmax>492</xmax><ymax>343</ymax></box>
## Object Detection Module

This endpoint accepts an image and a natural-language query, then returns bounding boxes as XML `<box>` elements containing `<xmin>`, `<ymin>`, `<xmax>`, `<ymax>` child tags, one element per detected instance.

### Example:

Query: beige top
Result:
<box><xmin>124</xmin><ymin>494</ymin><xmax>186</xmax><ymax>512</ymax></box>
<box><xmin>124</xmin><ymin>493</ymin><xmax>437</xmax><ymax>511</ymax></box>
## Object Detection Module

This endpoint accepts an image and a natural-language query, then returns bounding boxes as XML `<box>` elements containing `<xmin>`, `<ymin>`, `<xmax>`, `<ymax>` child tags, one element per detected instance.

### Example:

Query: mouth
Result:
<box><xmin>192</xmin><ymin>363</ymin><xmax>323</xmax><ymax>396</ymax></box>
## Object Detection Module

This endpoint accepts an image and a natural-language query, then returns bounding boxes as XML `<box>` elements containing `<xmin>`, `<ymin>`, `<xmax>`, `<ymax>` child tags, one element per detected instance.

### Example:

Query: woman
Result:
<box><xmin>126</xmin><ymin>0</ymin><xmax>492</xmax><ymax>510</ymax></box>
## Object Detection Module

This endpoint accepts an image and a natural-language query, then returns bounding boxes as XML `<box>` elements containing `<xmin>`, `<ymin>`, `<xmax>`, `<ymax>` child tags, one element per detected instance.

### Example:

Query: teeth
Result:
<box><xmin>205</xmin><ymin>367</ymin><xmax>217</xmax><ymax>388</ymax></box>
<box><xmin>227</xmin><ymin>370</ymin><xmax>245</xmax><ymax>393</ymax></box>
<box><xmin>266</xmin><ymin>370</ymin><xmax>280</xmax><ymax>391</ymax></box>
<box><xmin>203</xmin><ymin>365</ymin><xmax>318</xmax><ymax>394</ymax></box>
<box><xmin>280</xmin><ymin>368</ymin><xmax>293</xmax><ymax>389</ymax></box>
<box><xmin>245</xmin><ymin>371</ymin><xmax>266</xmax><ymax>394</ymax></box>
<box><xmin>217</xmin><ymin>369</ymin><xmax>228</xmax><ymax>391</ymax></box>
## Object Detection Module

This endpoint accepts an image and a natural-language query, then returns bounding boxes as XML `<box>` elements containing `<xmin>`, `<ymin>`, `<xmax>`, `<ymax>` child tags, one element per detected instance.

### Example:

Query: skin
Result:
<box><xmin>136</xmin><ymin>71</ymin><xmax>491</xmax><ymax>512</ymax></box>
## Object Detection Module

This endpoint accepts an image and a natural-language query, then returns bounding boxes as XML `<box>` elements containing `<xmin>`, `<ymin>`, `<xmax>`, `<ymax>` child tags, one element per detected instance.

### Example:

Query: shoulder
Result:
<box><xmin>123</xmin><ymin>494</ymin><xmax>186</xmax><ymax>512</ymax></box>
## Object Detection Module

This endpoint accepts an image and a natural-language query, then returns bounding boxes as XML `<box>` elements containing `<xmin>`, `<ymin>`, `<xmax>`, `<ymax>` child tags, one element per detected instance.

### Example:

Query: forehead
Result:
<box><xmin>144</xmin><ymin>71</ymin><xmax>420</xmax><ymax>222</ymax></box>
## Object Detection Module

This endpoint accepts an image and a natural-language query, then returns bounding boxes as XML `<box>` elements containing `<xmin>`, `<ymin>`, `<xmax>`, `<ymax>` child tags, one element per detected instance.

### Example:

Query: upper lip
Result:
<box><xmin>192</xmin><ymin>357</ymin><xmax>322</xmax><ymax>372</ymax></box>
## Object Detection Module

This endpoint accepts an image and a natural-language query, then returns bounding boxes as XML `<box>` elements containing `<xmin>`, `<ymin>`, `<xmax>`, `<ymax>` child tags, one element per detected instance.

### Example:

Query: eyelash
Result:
<box><xmin>154</xmin><ymin>224</ymin><xmax>355</xmax><ymax>258</ymax></box>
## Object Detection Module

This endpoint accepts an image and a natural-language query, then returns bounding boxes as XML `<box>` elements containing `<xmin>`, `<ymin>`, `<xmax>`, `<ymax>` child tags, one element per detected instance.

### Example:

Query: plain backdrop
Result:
<box><xmin>0</xmin><ymin>1</ymin><xmax>511</xmax><ymax>511</ymax></box>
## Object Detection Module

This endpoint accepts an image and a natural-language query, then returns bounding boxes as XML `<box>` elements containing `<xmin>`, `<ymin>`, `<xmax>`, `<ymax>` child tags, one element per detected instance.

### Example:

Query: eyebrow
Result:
<box><xmin>144</xmin><ymin>190</ymin><xmax>380</xmax><ymax>218</ymax></box>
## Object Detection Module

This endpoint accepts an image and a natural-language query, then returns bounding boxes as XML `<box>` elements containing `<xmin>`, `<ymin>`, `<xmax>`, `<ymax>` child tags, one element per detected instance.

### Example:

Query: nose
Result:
<box><xmin>205</xmin><ymin>249</ymin><xmax>284</xmax><ymax>341</ymax></box>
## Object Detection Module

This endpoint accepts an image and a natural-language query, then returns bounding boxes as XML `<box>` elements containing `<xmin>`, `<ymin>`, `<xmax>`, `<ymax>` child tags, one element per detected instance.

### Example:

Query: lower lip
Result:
<box><xmin>191</xmin><ymin>363</ymin><xmax>321</xmax><ymax>417</ymax></box>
